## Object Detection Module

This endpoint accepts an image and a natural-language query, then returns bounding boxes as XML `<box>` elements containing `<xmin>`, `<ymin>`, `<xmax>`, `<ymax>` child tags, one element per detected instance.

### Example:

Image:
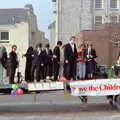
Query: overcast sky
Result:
<box><xmin>0</xmin><ymin>0</ymin><xmax>53</xmax><ymax>39</ymax></box>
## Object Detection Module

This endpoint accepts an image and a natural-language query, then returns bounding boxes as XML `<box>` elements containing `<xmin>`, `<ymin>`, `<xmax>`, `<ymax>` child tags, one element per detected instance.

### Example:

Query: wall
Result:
<box><xmin>0</xmin><ymin>22</ymin><xmax>29</xmax><ymax>77</ymax></box>
<box><xmin>54</xmin><ymin>0</ymin><xmax>120</xmax><ymax>45</ymax></box>
<box><xmin>75</xmin><ymin>24</ymin><xmax>120</xmax><ymax>66</ymax></box>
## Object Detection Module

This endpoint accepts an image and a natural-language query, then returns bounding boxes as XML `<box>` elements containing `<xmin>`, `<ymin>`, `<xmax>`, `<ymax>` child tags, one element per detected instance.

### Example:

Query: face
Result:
<box><xmin>12</xmin><ymin>46</ymin><xmax>17</xmax><ymax>52</ymax></box>
<box><xmin>70</xmin><ymin>38</ymin><xmax>75</xmax><ymax>44</ymax></box>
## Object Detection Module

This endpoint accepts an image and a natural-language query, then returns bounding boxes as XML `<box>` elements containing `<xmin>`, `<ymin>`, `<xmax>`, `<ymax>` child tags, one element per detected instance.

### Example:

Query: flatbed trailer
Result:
<box><xmin>0</xmin><ymin>79</ymin><xmax>120</xmax><ymax>109</ymax></box>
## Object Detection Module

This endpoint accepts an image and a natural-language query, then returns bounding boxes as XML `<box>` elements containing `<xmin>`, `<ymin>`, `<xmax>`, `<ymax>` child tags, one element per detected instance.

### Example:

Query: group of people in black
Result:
<box><xmin>24</xmin><ymin>36</ymin><xmax>97</xmax><ymax>83</ymax></box>
<box><xmin>0</xmin><ymin>35</ymin><xmax>98</xmax><ymax>84</ymax></box>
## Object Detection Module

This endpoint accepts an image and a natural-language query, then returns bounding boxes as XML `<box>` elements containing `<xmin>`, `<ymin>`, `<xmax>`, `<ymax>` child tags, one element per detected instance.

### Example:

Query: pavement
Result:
<box><xmin>0</xmin><ymin>91</ymin><xmax>119</xmax><ymax>119</ymax></box>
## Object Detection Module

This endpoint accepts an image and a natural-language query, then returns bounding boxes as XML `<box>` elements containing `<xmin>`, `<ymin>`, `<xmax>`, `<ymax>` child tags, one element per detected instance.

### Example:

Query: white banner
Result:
<box><xmin>70</xmin><ymin>79</ymin><xmax>120</xmax><ymax>96</ymax></box>
<box><xmin>28</xmin><ymin>82</ymin><xmax>64</xmax><ymax>91</ymax></box>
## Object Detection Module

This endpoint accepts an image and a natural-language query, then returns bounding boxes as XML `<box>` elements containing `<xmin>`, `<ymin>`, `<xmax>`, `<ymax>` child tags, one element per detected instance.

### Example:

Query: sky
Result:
<box><xmin>0</xmin><ymin>0</ymin><xmax>53</xmax><ymax>39</ymax></box>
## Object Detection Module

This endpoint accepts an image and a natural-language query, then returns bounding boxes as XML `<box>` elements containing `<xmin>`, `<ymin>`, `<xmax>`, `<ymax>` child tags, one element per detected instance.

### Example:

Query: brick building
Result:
<box><xmin>75</xmin><ymin>24</ymin><xmax>120</xmax><ymax>66</ymax></box>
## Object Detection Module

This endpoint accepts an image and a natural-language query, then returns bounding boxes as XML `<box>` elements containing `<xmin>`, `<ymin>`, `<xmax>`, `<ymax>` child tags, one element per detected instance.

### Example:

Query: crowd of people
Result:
<box><xmin>0</xmin><ymin>36</ymin><xmax>98</xmax><ymax>84</ymax></box>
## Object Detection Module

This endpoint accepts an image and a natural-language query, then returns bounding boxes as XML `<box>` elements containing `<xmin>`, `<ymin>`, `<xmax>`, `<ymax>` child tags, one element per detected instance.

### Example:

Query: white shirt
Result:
<box><xmin>88</xmin><ymin>47</ymin><xmax>91</xmax><ymax>55</ymax></box>
<box><xmin>46</xmin><ymin>48</ymin><xmax>49</xmax><ymax>54</ymax></box>
<box><xmin>69</xmin><ymin>42</ymin><xmax>74</xmax><ymax>52</ymax></box>
<box><xmin>38</xmin><ymin>50</ymin><xmax>41</xmax><ymax>55</ymax></box>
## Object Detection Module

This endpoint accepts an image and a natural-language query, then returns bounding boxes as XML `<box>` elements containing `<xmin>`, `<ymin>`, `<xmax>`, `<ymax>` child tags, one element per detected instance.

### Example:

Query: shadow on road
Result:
<box><xmin>0</xmin><ymin>103</ymin><xmax>119</xmax><ymax>114</ymax></box>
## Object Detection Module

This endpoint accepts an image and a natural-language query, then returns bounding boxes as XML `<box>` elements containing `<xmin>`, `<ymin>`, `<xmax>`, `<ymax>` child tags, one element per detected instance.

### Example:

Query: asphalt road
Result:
<box><xmin>0</xmin><ymin>91</ymin><xmax>119</xmax><ymax>119</ymax></box>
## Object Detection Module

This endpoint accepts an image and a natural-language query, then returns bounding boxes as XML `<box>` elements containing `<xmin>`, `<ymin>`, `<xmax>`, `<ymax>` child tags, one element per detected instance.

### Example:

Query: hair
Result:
<box><xmin>45</xmin><ymin>43</ymin><xmax>50</xmax><ymax>48</ymax></box>
<box><xmin>90</xmin><ymin>44</ymin><xmax>93</xmax><ymax>47</ymax></box>
<box><xmin>36</xmin><ymin>43</ymin><xmax>42</xmax><ymax>48</ymax></box>
<box><xmin>70</xmin><ymin>36</ymin><xmax>76</xmax><ymax>41</ymax></box>
<box><xmin>57</xmin><ymin>41</ymin><xmax>62</xmax><ymax>46</ymax></box>
<box><xmin>12</xmin><ymin>45</ymin><xmax>17</xmax><ymax>49</ymax></box>
<box><xmin>27</xmin><ymin>46</ymin><xmax>33</xmax><ymax>53</ymax></box>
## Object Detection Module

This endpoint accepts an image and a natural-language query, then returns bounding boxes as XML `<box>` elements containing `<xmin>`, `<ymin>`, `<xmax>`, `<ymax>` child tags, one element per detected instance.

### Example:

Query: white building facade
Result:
<box><xmin>51</xmin><ymin>0</ymin><xmax>120</xmax><ymax>44</ymax></box>
<box><xmin>48</xmin><ymin>21</ymin><xmax>56</xmax><ymax>50</ymax></box>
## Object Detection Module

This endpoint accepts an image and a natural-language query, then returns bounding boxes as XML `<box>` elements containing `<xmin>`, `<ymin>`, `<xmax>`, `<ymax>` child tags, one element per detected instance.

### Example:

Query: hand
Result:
<box><xmin>65</xmin><ymin>60</ymin><xmax>68</xmax><ymax>64</ymax></box>
<box><xmin>90</xmin><ymin>55</ymin><xmax>93</xmax><ymax>58</ymax></box>
<box><xmin>87</xmin><ymin>55</ymin><xmax>89</xmax><ymax>58</ymax></box>
<box><xmin>41</xmin><ymin>64</ymin><xmax>44</xmax><ymax>66</ymax></box>
<box><xmin>53</xmin><ymin>55</ymin><xmax>57</xmax><ymax>58</ymax></box>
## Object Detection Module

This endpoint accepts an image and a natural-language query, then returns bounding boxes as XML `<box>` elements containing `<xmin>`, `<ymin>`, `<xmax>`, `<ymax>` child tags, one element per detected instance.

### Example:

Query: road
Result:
<box><xmin>0</xmin><ymin>91</ymin><xmax>119</xmax><ymax>119</ymax></box>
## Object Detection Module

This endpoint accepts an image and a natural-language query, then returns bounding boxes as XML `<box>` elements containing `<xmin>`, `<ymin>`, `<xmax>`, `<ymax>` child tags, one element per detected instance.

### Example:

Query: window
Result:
<box><xmin>110</xmin><ymin>16</ymin><xmax>117</xmax><ymax>23</ymax></box>
<box><xmin>1</xmin><ymin>32</ymin><xmax>9</xmax><ymax>40</ymax></box>
<box><xmin>52</xmin><ymin>0</ymin><xmax>56</xmax><ymax>2</ymax></box>
<box><xmin>95</xmin><ymin>16</ymin><xmax>102</xmax><ymax>25</ymax></box>
<box><xmin>110</xmin><ymin>0</ymin><xmax>118</xmax><ymax>8</ymax></box>
<box><xmin>95</xmin><ymin>0</ymin><xmax>103</xmax><ymax>8</ymax></box>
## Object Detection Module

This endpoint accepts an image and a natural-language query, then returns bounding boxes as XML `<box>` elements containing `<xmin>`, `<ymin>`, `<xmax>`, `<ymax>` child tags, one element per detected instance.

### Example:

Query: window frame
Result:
<box><xmin>110</xmin><ymin>15</ymin><xmax>118</xmax><ymax>23</ymax></box>
<box><xmin>110</xmin><ymin>0</ymin><xmax>119</xmax><ymax>9</ymax></box>
<box><xmin>0</xmin><ymin>31</ymin><xmax>9</xmax><ymax>43</ymax></box>
<box><xmin>95</xmin><ymin>0</ymin><xmax>104</xmax><ymax>9</ymax></box>
<box><xmin>95</xmin><ymin>16</ymin><xmax>103</xmax><ymax>26</ymax></box>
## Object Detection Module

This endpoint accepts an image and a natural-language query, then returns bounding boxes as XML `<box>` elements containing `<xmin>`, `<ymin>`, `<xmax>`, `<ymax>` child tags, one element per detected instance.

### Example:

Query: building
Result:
<box><xmin>48</xmin><ymin>21</ymin><xmax>56</xmax><ymax>50</ymax></box>
<box><xmin>52</xmin><ymin>0</ymin><xmax>120</xmax><ymax>44</ymax></box>
<box><xmin>75</xmin><ymin>24</ymin><xmax>120</xmax><ymax>66</ymax></box>
<box><xmin>0</xmin><ymin>4</ymin><xmax>44</xmax><ymax>80</ymax></box>
<box><xmin>39</xmin><ymin>30</ymin><xmax>49</xmax><ymax>47</ymax></box>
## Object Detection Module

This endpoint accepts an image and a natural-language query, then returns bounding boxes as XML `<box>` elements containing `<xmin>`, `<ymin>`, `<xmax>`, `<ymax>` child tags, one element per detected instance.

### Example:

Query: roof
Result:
<box><xmin>0</xmin><ymin>8</ymin><xmax>24</xmax><ymax>11</ymax></box>
<box><xmin>0</xmin><ymin>8</ymin><xmax>26</xmax><ymax>25</ymax></box>
<box><xmin>0</xmin><ymin>4</ymin><xmax>34</xmax><ymax>25</ymax></box>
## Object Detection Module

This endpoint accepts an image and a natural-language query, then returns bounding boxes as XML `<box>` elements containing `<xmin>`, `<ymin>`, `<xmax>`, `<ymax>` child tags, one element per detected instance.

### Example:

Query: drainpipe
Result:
<box><xmin>55</xmin><ymin>0</ymin><xmax>59</xmax><ymax>44</ymax></box>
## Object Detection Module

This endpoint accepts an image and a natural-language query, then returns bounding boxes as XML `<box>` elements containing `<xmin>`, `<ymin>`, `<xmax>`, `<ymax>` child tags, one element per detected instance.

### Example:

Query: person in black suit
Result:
<box><xmin>44</xmin><ymin>43</ymin><xmax>53</xmax><ymax>80</ymax></box>
<box><xmin>23</xmin><ymin>46</ymin><xmax>34</xmax><ymax>82</ymax></box>
<box><xmin>31</xmin><ymin>43</ymin><xmax>45</xmax><ymax>82</ymax></box>
<box><xmin>0</xmin><ymin>46</ymin><xmax>7</xmax><ymax>69</ymax></box>
<box><xmin>53</xmin><ymin>41</ymin><xmax>62</xmax><ymax>81</ymax></box>
<box><xmin>8</xmin><ymin>45</ymin><xmax>18</xmax><ymax>84</ymax></box>
<box><xmin>64</xmin><ymin>36</ymin><xmax>78</xmax><ymax>80</ymax></box>
<box><xmin>86</xmin><ymin>44</ymin><xmax>97</xmax><ymax>79</ymax></box>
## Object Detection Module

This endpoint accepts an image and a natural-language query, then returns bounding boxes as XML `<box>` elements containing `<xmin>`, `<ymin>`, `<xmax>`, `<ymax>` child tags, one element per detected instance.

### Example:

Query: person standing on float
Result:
<box><xmin>64</xmin><ymin>36</ymin><xmax>78</xmax><ymax>81</ymax></box>
<box><xmin>8</xmin><ymin>45</ymin><xmax>18</xmax><ymax>84</ymax></box>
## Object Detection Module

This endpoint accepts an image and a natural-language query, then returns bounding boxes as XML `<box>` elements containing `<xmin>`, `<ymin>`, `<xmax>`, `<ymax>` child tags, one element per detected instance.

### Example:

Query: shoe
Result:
<box><xmin>51</xmin><ymin>76</ymin><xmax>54</xmax><ymax>80</ymax></box>
<box><xmin>46</xmin><ymin>76</ymin><xmax>50</xmax><ymax>80</ymax></box>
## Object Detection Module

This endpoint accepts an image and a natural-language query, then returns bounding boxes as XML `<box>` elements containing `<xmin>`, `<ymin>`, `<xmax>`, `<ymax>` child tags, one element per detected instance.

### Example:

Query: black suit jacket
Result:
<box><xmin>53</xmin><ymin>46</ymin><xmax>60</xmax><ymax>62</ymax></box>
<box><xmin>44</xmin><ymin>49</ymin><xmax>53</xmax><ymax>64</ymax></box>
<box><xmin>86</xmin><ymin>48</ymin><xmax>97</xmax><ymax>60</ymax></box>
<box><xmin>32</xmin><ymin>50</ymin><xmax>45</xmax><ymax>66</ymax></box>
<box><xmin>64</xmin><ymin>43</ymin><xmax>78</xmax><ymax>62</ymax></box>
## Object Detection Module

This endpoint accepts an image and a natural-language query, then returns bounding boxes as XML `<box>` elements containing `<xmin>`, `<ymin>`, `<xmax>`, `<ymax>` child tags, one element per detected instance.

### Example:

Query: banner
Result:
<box><xmin>28</xmin><ymin>82</ymin><xmax>64</xmax><ymax>91</ymax></box>
<box><xmin>69</xmin><ymin>79</ymin><xmax>120</xmax><ymax>96</ymax></box>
